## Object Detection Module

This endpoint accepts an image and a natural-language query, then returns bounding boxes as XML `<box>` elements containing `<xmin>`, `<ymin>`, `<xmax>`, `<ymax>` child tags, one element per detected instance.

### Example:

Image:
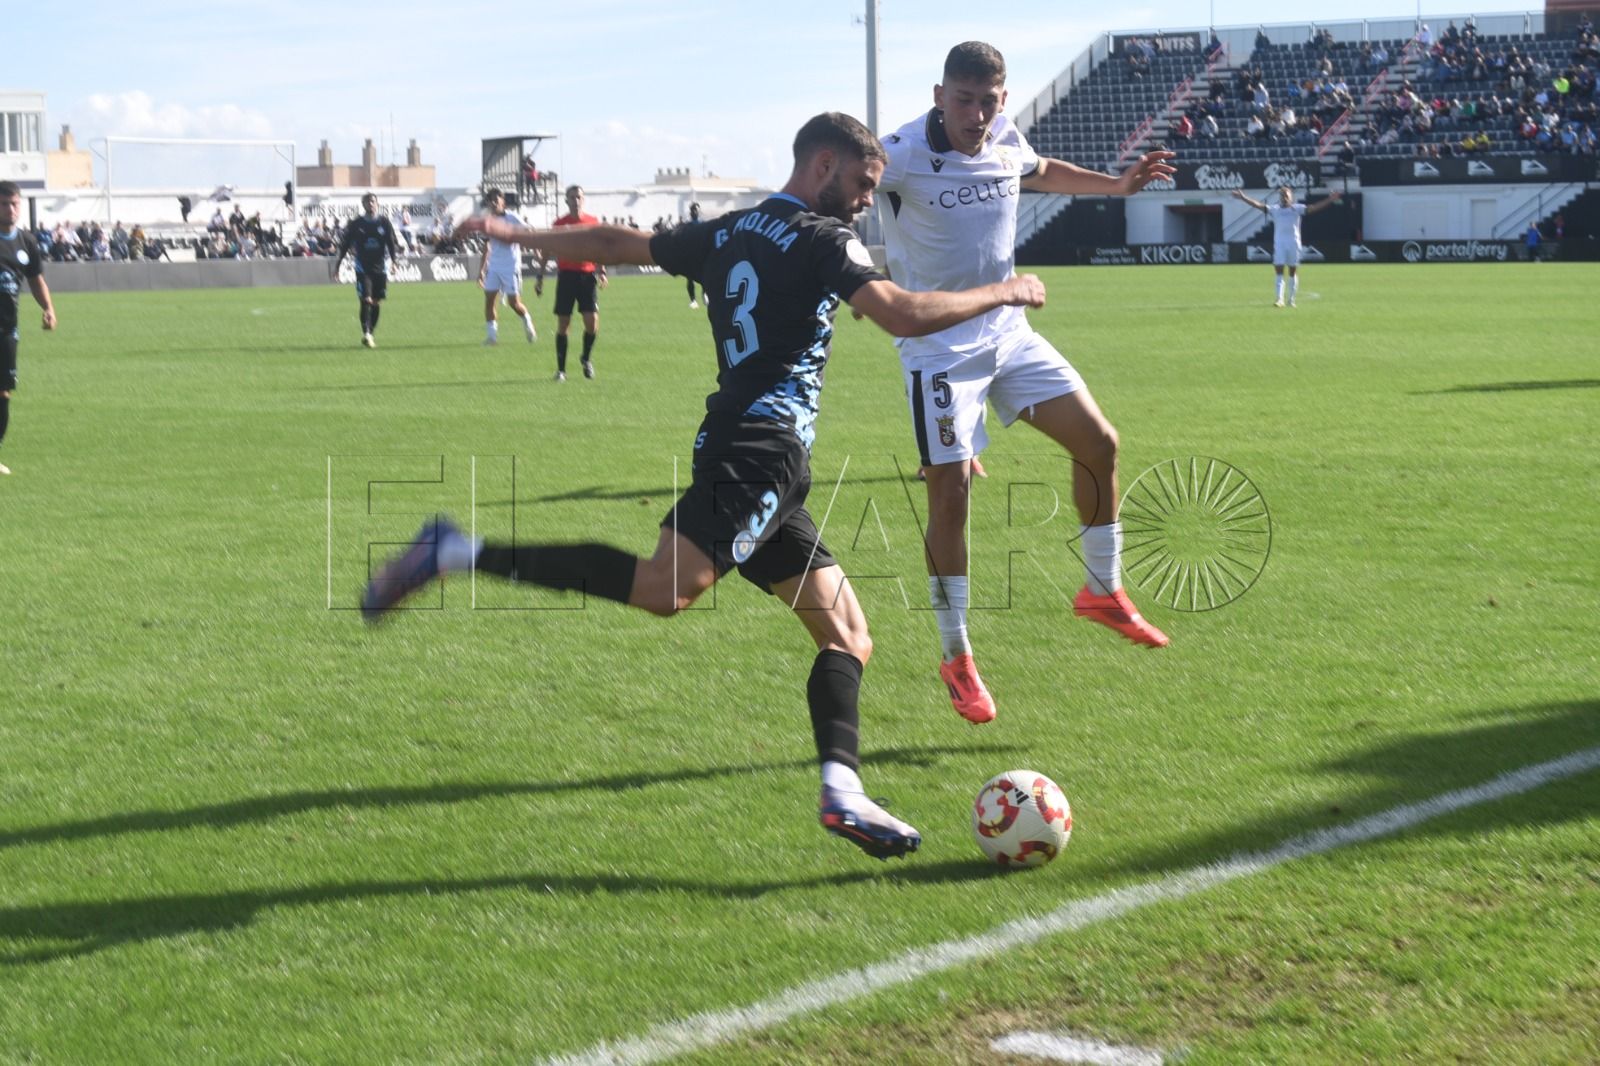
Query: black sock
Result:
<box><xmin>687</xmin><ymin>278</ymin><xmax>696</xmax><ymax>301</ymax></box>
<box><xmin>581</xmin><ymin>331</ymin><xmax>596</xmax><ymax>363</ymax></box>
<box><xmin>475</xmin><ymin>542</ymin><xmax>636</xmax><ymax>604</ymax></box>
<box><xmin>0</xmin><ymin>394</ymin><xmax>9</xmax><ymax>449</ymax></box>
<box><xmin>359</xmin><ymin>302</ymin><xmax>372</xmax><ymax>332</ymax></box>
<box><xmin>555</xmin><ymin>334</ymin><xmax>568</xmax><ymax>372</ymax></box>
<box><xmin>369</xmin><ymin>303</ymin><xmax>381</xmax><ymax>333</ymax></box>
<box><xmin>807</xmin><ymin>650</ymin><xmax>863</xmax><ymax>770</ymax></box>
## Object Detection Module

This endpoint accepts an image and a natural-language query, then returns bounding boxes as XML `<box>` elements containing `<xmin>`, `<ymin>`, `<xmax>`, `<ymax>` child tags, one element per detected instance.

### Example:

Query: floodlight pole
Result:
<box><xmin>865</xmin><ymin>0</ymin><xmax>880</xmax><ymax>135</ymax></box>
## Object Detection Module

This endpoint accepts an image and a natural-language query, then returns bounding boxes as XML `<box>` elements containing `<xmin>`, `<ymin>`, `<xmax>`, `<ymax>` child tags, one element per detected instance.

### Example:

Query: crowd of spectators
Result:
<box><xmin>1172</xmin><ymin>18</ymin><xmax>1600</xmax><ymax>158</ymax></box>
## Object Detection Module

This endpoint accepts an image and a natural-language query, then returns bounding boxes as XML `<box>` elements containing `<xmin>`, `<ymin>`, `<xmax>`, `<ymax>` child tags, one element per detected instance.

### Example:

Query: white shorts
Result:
<box><xmin>1273</xmin><ymin>244</ymin><xmax>1301</xmax><ymax>267</ymax></box>
<box><xmin>484</xmin><ymin>262</ymin><xmax>522</xmax><ymax>296</ymax></box>
<box><xmin>902</xmin><ymin>329</ymin><xmax>1083</xmax><ymax>466</ymax></box>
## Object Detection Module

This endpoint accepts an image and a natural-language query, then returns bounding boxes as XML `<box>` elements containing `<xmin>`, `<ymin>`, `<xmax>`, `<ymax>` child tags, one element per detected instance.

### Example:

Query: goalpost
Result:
<box><xmin>99</xmin><ymin>136</ymin><xmax>298</xmax><ymax>235</ymax></box>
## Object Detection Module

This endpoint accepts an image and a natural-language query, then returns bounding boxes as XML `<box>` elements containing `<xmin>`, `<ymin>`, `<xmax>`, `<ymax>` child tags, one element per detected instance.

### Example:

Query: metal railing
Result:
<box><xmin>1491</xmin><ymin>182</ymin><xmax>1586</xmax><ymax>239</ymax></box>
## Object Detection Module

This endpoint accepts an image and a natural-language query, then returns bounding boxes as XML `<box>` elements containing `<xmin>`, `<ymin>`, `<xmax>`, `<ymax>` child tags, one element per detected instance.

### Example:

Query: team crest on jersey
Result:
<box><xmin>886</xmin><ymin>134</ymin><xmax>901</xmax><ymax>143</ymax></box>
<box><xmin>996</xmin><ymin>147</ymin><xmax>1014</xmax><ymax>170</ymax></box>
<box><xmin>930</xmin><ymin>157</ymin><xmax>945</xmax><ymax>173</ymax></box>
<box><xmin>16</xmin><ymin>250</ymin><xmax>29</xmax><ymax>266</ymax></box>
<box><xmin>936</xmin><ymin>415</ymin><xmax>957</xmax><ymax>447</ymax></box>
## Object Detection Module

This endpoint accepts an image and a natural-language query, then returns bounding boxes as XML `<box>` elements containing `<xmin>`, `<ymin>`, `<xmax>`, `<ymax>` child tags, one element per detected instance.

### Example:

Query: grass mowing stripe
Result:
<box><xmin>543</xmin><ymin>744</ymin><xmax>1600</xmax><ymax>1066</ymax></box>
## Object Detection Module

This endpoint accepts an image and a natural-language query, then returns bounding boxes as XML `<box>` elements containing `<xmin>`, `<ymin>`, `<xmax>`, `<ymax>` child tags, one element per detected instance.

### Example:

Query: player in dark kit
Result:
<box><xmin>363</xmin><ymin>112</ymin><xmax>1044</xmax><ymax>861</ymax></box>
<box><xmin>685</xmin><ymin>201</ymin><xmax>703</xmax><ymax>308</ymax></box>
<box><xmin>0</xmin><ymin>180</ymin><xmax>58</xmax><ymax>476</ymax></box>
<box><xmin>332</xmin><ymin>192</ymin><xmax>402</xmax><ymax>348</ymax></box>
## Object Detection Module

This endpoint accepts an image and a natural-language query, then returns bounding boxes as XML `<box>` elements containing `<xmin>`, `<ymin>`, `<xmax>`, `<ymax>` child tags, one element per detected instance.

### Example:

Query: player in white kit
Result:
<box><xmin>879</xmin><ymin>41</ymin><xmax>1176</xmax><ymax>725</ymax></box>
<box><xmin>477</xmin><ymin>188</ymin><xmax>538</xmax><ymax>345</ymax></box>
<box><xmin>1232</xmin><ymin>186</ymin><xmax>1342</xmax><ymax>307</ymax></box>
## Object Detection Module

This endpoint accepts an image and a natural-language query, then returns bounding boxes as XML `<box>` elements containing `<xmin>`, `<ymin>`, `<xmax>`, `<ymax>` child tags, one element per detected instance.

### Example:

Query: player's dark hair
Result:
<box><xmin>0</xmin><ymin>180</ymin><xmax>20</xmax><ymax>199</ymax></box>
<box><xmin>943</xmin><ymin>41</ymin><xmax>1007</xmax><ymax>84</ymax></box>
<box><xmin>565</xmin><ymin>185</ymin><xmax>583</xmax><ymax>199</ymax></box>
<box><xmin>484</xmin><ymin>187</ymin><xmax>503</xmax><ymax>203</ymax></box>
<box><xmin>791</xmin><ymin>112</ymin><xmax>887</xmax><ymax>166</ymax></box>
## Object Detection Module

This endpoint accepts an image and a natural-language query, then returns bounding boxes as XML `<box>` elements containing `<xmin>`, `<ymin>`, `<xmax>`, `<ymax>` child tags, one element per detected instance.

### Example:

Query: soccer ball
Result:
<box><xmin>972</xmin><ymin>770</ymin><xmax>1072</xmax><ymax>867</ymax></box>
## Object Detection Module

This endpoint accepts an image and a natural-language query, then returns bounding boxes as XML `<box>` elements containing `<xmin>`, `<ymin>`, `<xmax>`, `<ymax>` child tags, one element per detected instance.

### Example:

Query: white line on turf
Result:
<box><xmin>540</xmin><ymin>744</ymin><xmax>1600</xmax><ymax>1066</ymax></box>
<box><xmin>991</xmin><ymin>1030</ymin><xmax>1163</xmax><ymax>1065</ymax></box>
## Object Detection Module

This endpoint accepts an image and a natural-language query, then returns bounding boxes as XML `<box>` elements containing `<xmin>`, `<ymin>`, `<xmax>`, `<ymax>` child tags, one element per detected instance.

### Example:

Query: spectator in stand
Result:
<box><xmin>400</xmin><ymin>207</ymin><xmax>415</xmax><ymax>252</ymax></box>
<box><xmin>1418</xmin><ymin>24</ymin><xmax>1433</xmax><ymax>50</ymax></box>
<box><xmin>1254</xmin><ymin>28</ymin><xmax>1271</xmax><ymax>56</ymax></box>
<box><xmin>1200</xmin><ymin>110</ymin><xmax>1220</xmax><ymax>138</ymax></box>
<box><xmin>111</xmin><ymin>221</ymin><xmax>129</xmax><ymax>261</ymax></box>
<box><xmin>1246</xmin><ymin>112</ymin><xmax>1267</xmax><ymax>138</ymax></box>
<box><xmin>228</xmin><ymin>205</ymin><xmax>246</xmax><ymax>234</ymax></box>
<box><xmin>1205</xmin><ymin>31</ymin><xmax>1223</xmax><ymax>62</ymax></box>
<box><xmin>1171</xmin><ymin>112</ymin><xmax>1194</xmax><ymax>140</ymax></box>
<box><xmin>1524</xmin><ymin>221</ymin><xmax>1542</xmax><ymax>261</ymax></box>
<box><xmin>128</xmin><ymin>225</ymin><xmax>146</xmax><ymax>260</ymax></box>
<box><xmin>1372</xmin><ymin>42</ymin><xmax>1389</xmax><ymax>70</ymax></box>
<box><xmin>145</xmin><ymin>236</ymin><xmax>172</xmax><ymax>262</ymax></box>
<box><xmin>1252</xmin><ymin>79</ymin><xmax>1271</xmax><ymax>115</ymax></box>
<box><xmin>208</xmin><ymin>206</ymin><xmax>226</xmax><ymax>233</ymax></box>
<box><xmin>90</xmin><ymin>225</ymin><xmax>110</xmax><ymax>261</ymax></box>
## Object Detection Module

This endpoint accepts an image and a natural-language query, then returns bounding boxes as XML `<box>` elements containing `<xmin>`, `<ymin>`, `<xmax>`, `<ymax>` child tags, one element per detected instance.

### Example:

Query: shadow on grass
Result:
<box><xmin>0</xmin><ymin>743</ymin><xmax>1016</xmax><ymax>854</ymax></box>
<box><xmin>1419</xmin><ymin>379</ymin><xmax>1600</xmax><ymax>395</ymax></box>
<box><xmin>474</xmin><ymin>474</ymin><xmax>923</xmax><ymax>508</ymax></box>
<box><xmin>0</xmin><ymin>742</ymin><xmax>1024</xmax><ymax>966</ymax></box>
<box><xmin>1099</xmin><ymin>699</ymin><xmax>1600</xmax><ymax>881</ymax></box>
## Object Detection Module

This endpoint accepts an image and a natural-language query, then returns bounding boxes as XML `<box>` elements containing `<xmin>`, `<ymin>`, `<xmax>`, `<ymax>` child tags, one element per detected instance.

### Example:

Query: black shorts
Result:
<box><xmin>554</xmin><ymin>270</ymin><xmax>599</xmax><ymax>316</ymax></box>
<box><xmin>662</xmin><ymin>413</ymin><xmax>838</xmax><ymax>595</ymax></box>
<box><xmin>355</xmin><ymin>272</ymin><xmax>388</xmax><ymax>301</ymax></box>
<box><xmin>1</xmin><ymin>329</ymin><xmax>16</xmax><ymax>392</ymax></box>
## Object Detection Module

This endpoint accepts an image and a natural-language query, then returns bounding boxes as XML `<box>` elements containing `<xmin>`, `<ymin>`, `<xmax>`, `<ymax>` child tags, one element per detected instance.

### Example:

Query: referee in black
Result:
<box><xmin>0</xmin><ymin>180</ymin><xmax>57</xmax><ymax>476</ymax></box>
<box><xmin>365</xmin><ymin>113</ymin><xmax>1045</xmax><ymax>861</ymax></box>
<box><xmin>332</xmin><ymin>192</ymin><xmax>402</xmax><ymax>348</ymax></box>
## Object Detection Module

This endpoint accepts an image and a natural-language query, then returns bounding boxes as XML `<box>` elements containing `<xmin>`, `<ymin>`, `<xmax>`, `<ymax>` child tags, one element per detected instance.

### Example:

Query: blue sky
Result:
<box><xmin>19</xmin><ymin>1</ymin><xmax>1487</xmax><ymax>190</ymax></box>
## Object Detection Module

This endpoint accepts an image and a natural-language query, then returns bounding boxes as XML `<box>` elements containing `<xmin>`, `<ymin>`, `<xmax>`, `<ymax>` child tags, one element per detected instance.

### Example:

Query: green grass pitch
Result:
<box><xmin>2</xmin><ymin>264</ymin><xmax>1597</xmax><ymax>1064</ymax></box>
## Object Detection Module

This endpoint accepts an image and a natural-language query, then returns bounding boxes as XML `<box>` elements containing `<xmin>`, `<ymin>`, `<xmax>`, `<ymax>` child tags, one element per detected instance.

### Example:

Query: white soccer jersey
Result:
<box><xmin>486</xmin><ymin>211</ymin><xmax>524</xmax><ymax>274</ymax></box>
<box><xmin>1268</xmin><ymin>203</ymin><xmax>1307</xmax><ymax>249</ymax></box>
<box><xmin>879</xmin><ymin>110</ymin><xmax>1040</xmax><ymax>357</ymax></box>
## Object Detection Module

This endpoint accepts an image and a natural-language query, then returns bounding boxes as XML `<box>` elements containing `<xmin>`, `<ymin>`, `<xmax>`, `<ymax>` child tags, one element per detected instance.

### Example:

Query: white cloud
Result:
<box><xmin>81</xmin><ymin>90</ymin><xmax>276</xmax><ymax>140</ymax></box>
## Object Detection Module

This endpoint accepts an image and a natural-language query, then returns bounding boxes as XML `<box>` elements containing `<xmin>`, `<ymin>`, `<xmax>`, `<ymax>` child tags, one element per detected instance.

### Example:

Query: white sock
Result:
<box><xmin>928</xmin><ymin>575</ymin><xmax>971</xmax><ymax>660</ymax></box>
<box><xmin>437</xmin><ymin>528</ymin><xmax>483</xmax><ymax>573</ymax></box>
<box><xmin>1081</xmin><ymin>522</ymin><xmax>1123</xmax><ymax>595</ymax></box>
<box><xmin>822</xmin><ymin>761</ymin><xmax>863</xmax><ymax>796</ymax></box>
<box><xmin>1289</xmin><ymin>276</ymin><xmax>1299</xmax><ymax>300</ymax></box>
<box><xmin>486</xmin><ymin>321</ymin><xmax>498</xmax><ymax>339</ymax></box>
<box><xmin>1274</xmin><ymin>276</ymin><xmax>1284</xmax><ymax>299</ymax></box>
<box><xmin>521</xmin><ymin>311</ymin><xmax>535</xmax><ymax>329</ymax></box>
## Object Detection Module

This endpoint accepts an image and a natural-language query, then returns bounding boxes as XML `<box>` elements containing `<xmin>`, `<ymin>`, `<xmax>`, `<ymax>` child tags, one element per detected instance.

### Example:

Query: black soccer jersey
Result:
<box><xmin>341</xmin><ymin>215</ymin><xmax>397</xmax><ymax>274</ymax></box>
<box><xmin>0</xmin><ymin>228</ymin><xmax>44</xmax><ymax>333</ymax></box>
<box><xmin>649</xmin><ymin>193</ymin><xmax>886</xmax><ymax>449</ymax></box>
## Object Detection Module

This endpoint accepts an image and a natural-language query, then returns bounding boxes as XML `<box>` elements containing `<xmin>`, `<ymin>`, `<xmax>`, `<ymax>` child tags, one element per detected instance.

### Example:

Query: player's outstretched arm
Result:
<box><xmin>1023</xmin><ymin>150</ymin><xmax>1176</xmax><ymax>196</ymax></box>
<box><xmin>847</xmin><ymin>276</ymin><xmax>1045</xmax><ymax>339</ymax></box>
<box><xmin>455</xmin><ymin>216</ymin><xmax>655</xmax><ymax>267</ymax></box>
<box><xmin>29</xmin><ymin>276</ymin><xmax>55</xmax><ymax>331</ymax></box>
<box><xmin>1231</xmin><ymin>189</ymin><xmax>1269</xmax><ymax>212</ymax></box>
<box><xmin>1305</xmin><ymin>190</ymin><xmax>1344</xmax><ymax>215</ymax></box>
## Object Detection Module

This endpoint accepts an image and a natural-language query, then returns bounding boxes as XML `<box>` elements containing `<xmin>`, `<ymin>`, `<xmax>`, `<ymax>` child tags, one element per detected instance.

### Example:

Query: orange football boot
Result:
<box><xmin>1074</xmin><ymin>585</ymin><xmax>1169</xmax><ymax>647</ymax></box>
<box><xmin>939</xmin><ymin>653</ymin><xmax>997</xmax><ymax>724</ymax></box>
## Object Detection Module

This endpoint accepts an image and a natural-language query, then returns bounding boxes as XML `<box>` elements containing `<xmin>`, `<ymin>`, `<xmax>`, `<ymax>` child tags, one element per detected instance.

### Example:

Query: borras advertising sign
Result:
<box><xmin>336</xmin><ymin>255</ymin><xmax>474</xmax><ymax>285</ymax></box>
<box><xmin>1157</xmin><ymin>160</ymin><xmax>1324</xmax><ymax>192</ymax></box>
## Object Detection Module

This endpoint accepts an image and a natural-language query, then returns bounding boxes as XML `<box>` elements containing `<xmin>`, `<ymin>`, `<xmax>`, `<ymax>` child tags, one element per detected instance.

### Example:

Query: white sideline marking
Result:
<box><xmin>540</xmin><ymin>745</ymin><xmax>1600</xmax><ymax>1066</ymax></box>
<box><xmin>992</xmin><ymin>1030</ymin><xmax>1163</xmax><ymax>1065</ymax></box>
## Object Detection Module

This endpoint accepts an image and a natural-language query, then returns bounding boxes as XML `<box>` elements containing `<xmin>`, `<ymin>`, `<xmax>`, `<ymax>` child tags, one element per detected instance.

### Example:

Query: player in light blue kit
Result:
<box><xmin>477</xmin><ymin>188</ymin><xmax>538</xmax><ymax>345</ymax></box>
<box><xmin>1233</xmin><ymin>186</ymin><xmax>1342</xmax><ymax>307</ymax></box>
